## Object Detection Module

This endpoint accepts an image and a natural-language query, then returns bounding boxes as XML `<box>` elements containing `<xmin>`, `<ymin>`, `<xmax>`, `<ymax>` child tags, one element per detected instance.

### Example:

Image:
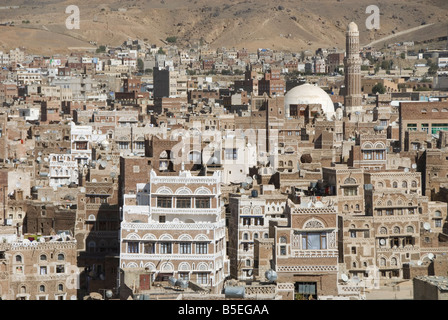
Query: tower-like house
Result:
<box><xmin>119</xmin><ymin>170</ymin><xmax>229</xmax><ymax>297</ymax></box>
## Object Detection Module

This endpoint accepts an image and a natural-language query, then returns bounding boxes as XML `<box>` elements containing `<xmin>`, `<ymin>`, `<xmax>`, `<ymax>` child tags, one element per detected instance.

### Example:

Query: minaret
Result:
<box><xmin>344</xmin><ymin>22</ymin><xmax>363</xmax><ymax>115</ymax></box>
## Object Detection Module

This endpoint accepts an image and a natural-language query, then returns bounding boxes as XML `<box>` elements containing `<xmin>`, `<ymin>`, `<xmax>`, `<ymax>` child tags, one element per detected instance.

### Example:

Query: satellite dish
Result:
<box><xmin>417</xmin><ymin>260</ymin><xmax>423</xmax><ymax>266</ymax></box>
<box><xmin>412</xmin><ymin>164</ymin><xmax>417</xmax><ymax>169</ymax></box>
<box><xmin>352</xmin><ymin>276</ymin><xmax>360</xmax><ymax>284</ymax></box>
<box><xmin>341</xmin><ymin>274</ymin><xmax>349</xmax><ymax>282</ymax></box>
<box><xmin>105</xmin><ymin>290</ymin><xmax>113</xmax><ymax>299</ymax></box>
<box><xmin>423</xmin><ymin>222</ymin><xmax>431</xmax><ymax>231</ymax></box>
<box><xmin>41</xmin><ymin>197</ymin><xmax>46</xmax><ymax>202</ymax></box>
<box><xmin>380</xmin><ymin>239</ymin><xmax>386</xmax><ymax>245</ymax></box>
<box><xmin>265</xmin><ymin>269</ymin><xmax>278</xmax><ymax>282</ymax></box>
<box><xmin>246</xmin><ymin>176</ymin><xmax>253</xmax><ymax>184</ymax></box>
<box><xmin>314</xmin><ymin>201</ymin><xmax>324</xmax><ymax>208</ymax></box>
<box><xmin>428</xmin><ymin>253</ymin><xmax>435</xmax><ymax>260</ymax></box>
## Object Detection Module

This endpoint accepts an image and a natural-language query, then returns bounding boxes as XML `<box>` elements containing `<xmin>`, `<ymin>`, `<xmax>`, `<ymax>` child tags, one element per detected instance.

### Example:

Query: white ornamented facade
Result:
<box><xmin>119</xmin><ymin>170</ymin><xmax>229</xmax><ymax>295</ymax></box>
<box><xmin>48</xmin><ymin>153</ymin><xmax>78</xmax><ymax>188</ymax></box>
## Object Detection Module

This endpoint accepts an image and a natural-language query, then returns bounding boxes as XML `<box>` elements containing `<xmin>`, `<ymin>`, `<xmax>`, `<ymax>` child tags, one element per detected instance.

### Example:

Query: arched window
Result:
<box><xmin>435</xmin><ymin>210</ymin><xmax>442</xmax><ymax>217</ymax></box>
<box><xmin>15</xmin><ymin>255</ymin><xmax>22</xmax><ymax>263</ymax></box>
<box><xmin>39</xmin><ymin>285</ymin><xmax>45</xmax><ymax>293</ymax></box>
<box><xmin>406</xmin><ymin>226</ymin><xmax>414</xmax><ymax>233</ymax></box>
<box><xmin>380</xmin><ymin>258</ymin><xmax>386</xmax><ymax>266</ymax></box>
<box><xmin>58</xmin><ymin>284</ymin><xmax>64</xmax><ymax>291</ymax></box>
<box><xmin>40</xmin><ymin>254</ymin><xmax>47</xmax><ymax>261</ymax></box>
<box><xmin>391</xmin><ymin>257</ymin><xmax>398</xmax><ymax>266</ymax></box>
<box><xmin>393</xmin><ymin>181</ymin><xmax>398</xmax><ymax>188</ymax></box>
<box><xmin>380</xmin><ymin>227</ymin><xmax>387</xmax><ymax>235</ymax></box>
<box><xmin>279</xmin><ymin>236</ymin><xmax>287</xmax><ymax>243</ymax></box>
<box><xmin>393</xmin><ymin>226</ymin><xmax>400</xmax><ymax>234</ymax></box>
<box><xmin>57</xmin><ymin>254</ymin><xmax>65</xmax><ymax>261</ymax></box>
<box><xmin>264</xmin><ymin>233</ymin><xmax>269</xmax><ymax>239</ymax></box>
<box><xmin>402</xmin><ymin>181</ymin><xmax>407</xmax><ymax>188</ymax></box>
<box><xmin>344</xmin><ymin>177</ymin><xmax>357</xmax><ymax>184</ymax></box>
<box><xmin>411</xmin><ymin>181</ymin><xmax>417</xmax><ymax>188</ymax></box>
<box><xmin>243</xmin><ymin>233</ymin><xmax>249</xmax><ymax>241</ymax></box>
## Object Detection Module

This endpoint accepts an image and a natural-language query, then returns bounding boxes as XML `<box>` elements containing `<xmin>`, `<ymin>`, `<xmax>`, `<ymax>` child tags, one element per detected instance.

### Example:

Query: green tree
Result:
<box><xmin>428</xmin><ymin>62</ymin><xmax>439</xmax><ymax>76</ymax></box>
<box><xmin>96</xmin><ymin>45</ymin><xmax>106</xmax><ymax>53</ymax></box>
<box><xmin>381</xmin><ymin>60</ymin><xmax>393</xmax><ymax>70</ymax></box>
<box><xmin>372</xmin><ymin>83</ymin><xmax>386</xmax><ymax>94</ymax></box>
<box><xmin>137</xmin><ymin>58</ymin><xmax>144</xmax><ymax>72</ymax></box>
<box><xmin>165</xmin><ymin>36</ymin><xmax>177</xmax><ymax>43</ymax></box>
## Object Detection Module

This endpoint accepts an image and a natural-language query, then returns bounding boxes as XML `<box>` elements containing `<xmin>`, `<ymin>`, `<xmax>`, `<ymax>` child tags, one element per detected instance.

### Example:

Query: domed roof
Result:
<box><xmin>284</xmin><ymin>83</ymin><xmax>335</xmax><ymax>120</ymax></box>
<box><xmin>347</xmin><ymin>21</ymin><xmax>358</xmax><ymax>32</ymax></box>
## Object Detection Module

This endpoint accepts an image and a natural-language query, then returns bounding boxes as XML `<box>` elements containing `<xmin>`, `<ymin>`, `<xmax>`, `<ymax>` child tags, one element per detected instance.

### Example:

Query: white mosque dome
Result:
<box><xmin>284</xmin><ymin>83</ymin><xmax>336</xmax><ymax>121</ymax></box>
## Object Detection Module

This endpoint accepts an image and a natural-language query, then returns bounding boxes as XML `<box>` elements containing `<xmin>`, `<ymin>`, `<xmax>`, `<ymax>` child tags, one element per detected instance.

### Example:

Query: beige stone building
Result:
<box><xmin>254</xmin><ymin>199</ymin><xmax>340</xmax><ymax>299</ymax></box>
<box><xmin>228</xmin><ymin>187</ymin><xmax>287</xmax><ymax>281</ymax></box>
<box><xmin>0</xmin><ymin>228</ymin><xmax>78</xmax><ymax>300</ymax></box>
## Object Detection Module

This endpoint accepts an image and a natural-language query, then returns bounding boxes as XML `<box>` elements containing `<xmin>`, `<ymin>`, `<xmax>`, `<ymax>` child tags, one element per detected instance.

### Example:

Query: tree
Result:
<box><xmin>372</xmin><ymin>83</ymin><xmax>386</xmax><ymax>94</ymax></box>
<box><xmin>381</xmin><ymin>60</ymin><xmax>393</xmax><ymax>70</ymax></box>
<box><xmin>428</xmin><ymin>62</ymin><xmax>439</xmax><ymax>76</ymax></box>
<box><xmin>137</xmin><ymin>58</ymin><xmax>144</xmax><ymax>72</ymax></box>
<box><xmin>158</xmin><ymin>48</ymin><xmax>166</xmax><ymax>55</ymax></box>
<box><xmin>96</xmin><ymin>45</ymin><xmax>106</xmax><ymax>53</ymax></box>
<box><xmin>165</xmin><ymin>36</ymin><xmax>177</xmax><ymax>43</ymax></box>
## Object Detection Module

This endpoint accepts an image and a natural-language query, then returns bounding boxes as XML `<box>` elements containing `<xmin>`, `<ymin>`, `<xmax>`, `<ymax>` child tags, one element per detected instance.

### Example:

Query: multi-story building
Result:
<box><xmin>322</xmin><ymin>166</ymin><xmax>365</xmax><ymax>215</ymax></box>
<box><xmin>119</xmin><ymin>170</ymin><xmax>229</xmax><ymax>298</ymax></box>
<box><xmin>0</xmin><ymin>228</ymin><xmax>79</xmax><ymax>300</ymax></box>
<box><xmin>399</xmin><ymin>101</ymin><xmax>448</xmax><ymax>151</ymax></box>
<box><xmin>254</xmin><ymin>199</ymin><xmax>340</xmax><ymax>299</ymax></box>
<box><xmin>364</xmin><ymin>170</ymin><xmax>428</xmax><ymax>280</ymax></box>
<box><xmin>228</xmin><ymin>187</ymin><xmax>287</xmax><ymax>281</ymax></box>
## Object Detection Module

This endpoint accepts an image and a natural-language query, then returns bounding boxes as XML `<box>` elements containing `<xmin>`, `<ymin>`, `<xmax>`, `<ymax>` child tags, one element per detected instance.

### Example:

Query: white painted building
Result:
<box><xmin>119</xmin><ymin>170</ymin><xmax>229</xmax><ymax>294</ymax></box>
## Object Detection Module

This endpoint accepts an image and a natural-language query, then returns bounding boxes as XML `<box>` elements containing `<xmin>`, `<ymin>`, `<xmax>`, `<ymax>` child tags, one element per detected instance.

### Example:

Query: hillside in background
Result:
<box><xmin>0</xmin><ymin>0</ymin><xmax>447</xmax><ymax>54</ymax></box>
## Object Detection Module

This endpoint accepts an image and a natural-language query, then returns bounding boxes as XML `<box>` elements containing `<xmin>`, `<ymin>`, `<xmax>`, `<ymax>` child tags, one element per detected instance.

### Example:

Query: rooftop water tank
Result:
<box><xmin>224</xmin><ymin>286</ymin><xmax>245</xmax><ymax>299</ymax></box>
